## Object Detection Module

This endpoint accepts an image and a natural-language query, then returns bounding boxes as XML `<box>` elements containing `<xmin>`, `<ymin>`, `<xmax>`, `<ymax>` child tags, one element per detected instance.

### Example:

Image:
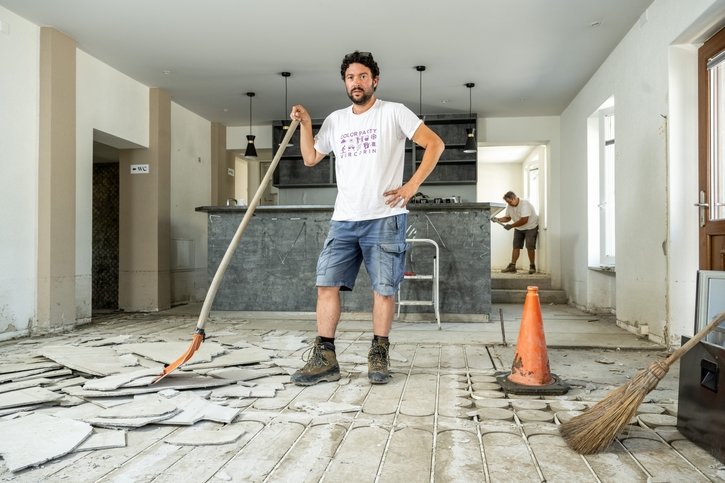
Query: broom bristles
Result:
<box><xmin>559</xmin><ymin>360</ymin><xmax>669</xmax><ymax>454</ymax></box>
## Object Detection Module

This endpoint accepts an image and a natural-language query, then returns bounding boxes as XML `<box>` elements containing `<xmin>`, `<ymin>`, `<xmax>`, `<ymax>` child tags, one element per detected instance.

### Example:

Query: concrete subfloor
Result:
<box><xmin>0</xmin><ymin>303</ymin><xmax>723</xmax><ymax>482</ymax></box>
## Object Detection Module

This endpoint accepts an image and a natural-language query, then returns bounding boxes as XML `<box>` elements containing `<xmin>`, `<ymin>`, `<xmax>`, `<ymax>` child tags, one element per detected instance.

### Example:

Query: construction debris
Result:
<box><xmin>0</xmin><ymin>329</ymin><xmax>309</xmax><ymax>473</ymax></box>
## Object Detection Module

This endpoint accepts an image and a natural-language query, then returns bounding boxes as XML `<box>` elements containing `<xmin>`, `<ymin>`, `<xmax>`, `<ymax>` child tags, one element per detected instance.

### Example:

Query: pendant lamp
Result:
<box><xmin>245</xmin><ymin>92</ymin><xmax>258</xmax><ymax>159</ymax></box>
<box><xmin>463</xmin><ymin>82</ymin><xmax>477</xmax><ymax>154</ymax></box>
<box><xmin>280</xmin><ymin>72</ymin><xmax>294</xmax><ymax>147</ymax></box>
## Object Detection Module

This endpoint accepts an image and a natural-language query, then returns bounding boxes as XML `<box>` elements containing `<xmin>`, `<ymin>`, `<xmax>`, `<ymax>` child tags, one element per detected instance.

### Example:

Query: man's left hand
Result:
<box><xmin>504</xmin><ymin>224</ymin><xmax>513</xmax><ymax>231</ymax></box>
<box><xmin>383</xmin><ymin>185</ymin><xmax>416</xmax><ymax>207</ymax></box>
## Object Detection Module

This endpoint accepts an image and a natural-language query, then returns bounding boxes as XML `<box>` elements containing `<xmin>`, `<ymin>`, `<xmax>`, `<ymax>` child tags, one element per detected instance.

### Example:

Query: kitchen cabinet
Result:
<box><xmin>408</xmin><ymin>114</ymin><xmax>477</xmax><ymax>185</ymax></box>
<box><xmin>271</xmin><ymin>119</ymin><xmax>335</xmax><ymax>187</ymax></box>
<box><xmin>272</xmin><ymin>113</ymin><xmax>477</xmax><ymax>188</ymax></box>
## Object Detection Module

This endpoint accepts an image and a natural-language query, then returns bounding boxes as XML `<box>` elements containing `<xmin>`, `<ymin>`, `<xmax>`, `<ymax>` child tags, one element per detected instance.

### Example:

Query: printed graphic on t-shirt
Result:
<box><xmin>339</xmin><ymin>128</ymin><xmax>378</xmax><ymax>159</ymax></box>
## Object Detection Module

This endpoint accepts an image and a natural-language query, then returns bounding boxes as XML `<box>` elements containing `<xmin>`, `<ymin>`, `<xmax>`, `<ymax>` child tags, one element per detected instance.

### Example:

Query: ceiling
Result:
<box><xmin>1</xmin><ymin>0</ymin><xmax>654</xmax><ymax>129</ymax></box>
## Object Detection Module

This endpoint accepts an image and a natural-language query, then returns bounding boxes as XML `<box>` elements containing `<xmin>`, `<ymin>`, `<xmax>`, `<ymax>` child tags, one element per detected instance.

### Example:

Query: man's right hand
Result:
<box><xmin>290</xmin><ymin>105</ymin><xmax>311</xmax><ymax>124</ymax></box>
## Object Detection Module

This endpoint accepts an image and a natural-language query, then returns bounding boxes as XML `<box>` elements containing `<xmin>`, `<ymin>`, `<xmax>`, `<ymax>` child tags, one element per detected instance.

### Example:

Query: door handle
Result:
<box><xmin>697</xmin><ymin>191</ymin><xmax>708</xmax><ymax>227</ymax></box>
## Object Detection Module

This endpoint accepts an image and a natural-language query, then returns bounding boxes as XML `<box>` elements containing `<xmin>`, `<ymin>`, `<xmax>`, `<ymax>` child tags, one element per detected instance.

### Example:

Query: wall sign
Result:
<box><xmin>130</xmin><ymin>164</ymin><xmax>150</xmax><ymax>174</ymax></box>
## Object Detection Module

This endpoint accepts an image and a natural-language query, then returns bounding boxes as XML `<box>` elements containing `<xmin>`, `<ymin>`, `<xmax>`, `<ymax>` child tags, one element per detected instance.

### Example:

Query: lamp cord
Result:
<box><xmin>249</xmin><ymin>95</ymin><xmax>253</xmax><ymax>136</ymax></box>
<box><xmin>468</xmin><ymin>87</ymin><xmax>472</xmax><ymax>119</ymax></box>
<box><xmin>419</xmin><ymin>70</ymin><xmax>422</xmax><ymax>116</ymax></box>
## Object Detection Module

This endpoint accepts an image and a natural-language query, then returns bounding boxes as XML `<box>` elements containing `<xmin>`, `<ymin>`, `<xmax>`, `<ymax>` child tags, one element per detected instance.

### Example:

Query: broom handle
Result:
<box><xmin>664</xmin><ymin>311</ymin><xmax>725</xmax><ymax>367</ymax></box>
<box><xmin>195</xmin><ymin>120</ymin><xmax>300</xmax><ymax>331</ymax></box>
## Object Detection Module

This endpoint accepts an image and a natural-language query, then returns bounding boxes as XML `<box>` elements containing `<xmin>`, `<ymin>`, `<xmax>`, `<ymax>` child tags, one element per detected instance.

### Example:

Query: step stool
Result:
<box><xmin>396</xmin><ymin>238</ymin><xmax>440</xmax><ymax>329</ymax></box>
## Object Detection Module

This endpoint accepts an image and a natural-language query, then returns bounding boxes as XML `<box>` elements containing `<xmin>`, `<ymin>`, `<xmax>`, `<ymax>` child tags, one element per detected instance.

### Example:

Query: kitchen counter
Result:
<box><xmin>197</xmin><ymin>203</ymin><xmax>503</xmax><ymax>319</ymax></box>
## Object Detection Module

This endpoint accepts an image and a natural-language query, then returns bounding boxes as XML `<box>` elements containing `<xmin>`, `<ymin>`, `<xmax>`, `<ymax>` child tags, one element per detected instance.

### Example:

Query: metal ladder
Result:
<box><xmin>396</xmin><ymin>238</ymin><xmax>440</xmax><ymax>329</ymax></box>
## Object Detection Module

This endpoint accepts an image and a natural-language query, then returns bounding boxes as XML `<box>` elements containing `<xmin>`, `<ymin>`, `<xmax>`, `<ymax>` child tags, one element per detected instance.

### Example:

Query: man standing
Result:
<box><xmin>289</xmin><ymin>51</ymin><xmax>444</xmax><ymax>385</ymax></box>
<box><xmin>493</xmin><ymin>191</ymin><xmax>539</xmax><ymax>274</ymax></box>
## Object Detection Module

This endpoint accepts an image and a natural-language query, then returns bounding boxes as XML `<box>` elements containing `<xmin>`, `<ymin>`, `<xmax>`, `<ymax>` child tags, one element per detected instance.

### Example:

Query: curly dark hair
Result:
<box><xmin>340</xmin><ymin>51</ymin><xmax>380</xmax><ymax>80</ymax></box>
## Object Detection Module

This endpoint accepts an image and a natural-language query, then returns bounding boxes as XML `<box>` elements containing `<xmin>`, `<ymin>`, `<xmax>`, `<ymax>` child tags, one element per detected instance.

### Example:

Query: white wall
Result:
<box><xmin>76</xmin><ymin>50</ymin><xmax>150</xmax><ymax>321</ymax></box>
<box><xmin>170</xmin><ymin>103</ymin><xmax>212</xmax><ymax>304</ymax></box>
<box><xmin>0</xmin><ymin>7</ymin><xmax>39</xmax><ymax>339</ymax></box>
<box><xmin>559</xmin><ymin>0</ymin><xmax>724</xmax><ymax>343</ymax></box>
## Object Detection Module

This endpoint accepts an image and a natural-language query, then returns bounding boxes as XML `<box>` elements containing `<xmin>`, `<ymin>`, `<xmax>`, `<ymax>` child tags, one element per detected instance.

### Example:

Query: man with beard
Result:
<box><xmin>289</xmin><ymin>51</ymin><xmax>444</xmax><ymax>386</ymax></box>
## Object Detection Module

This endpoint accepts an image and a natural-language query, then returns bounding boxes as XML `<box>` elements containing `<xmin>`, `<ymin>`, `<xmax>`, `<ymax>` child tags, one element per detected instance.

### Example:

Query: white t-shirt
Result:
<box><xmin>505</xmin><ymin>199</ymin><xmax>539</xmax><ymax>230</ymax></box>
<box><xmin>314</xmin><ymin>99</ymin><xmax>422</xmax><ymax>221</ymax></box>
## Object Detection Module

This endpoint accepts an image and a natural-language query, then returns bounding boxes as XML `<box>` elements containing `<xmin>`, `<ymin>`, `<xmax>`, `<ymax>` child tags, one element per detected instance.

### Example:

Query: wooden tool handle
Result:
<box><xmin>195</xmin><ymin>120</ymin><xmax>300</xmax><ymax>330</ymax></box>
<box><xmin>665</xmin><ymin>311</ymin><xmax>725</xmax><ymax>367</ymax></box>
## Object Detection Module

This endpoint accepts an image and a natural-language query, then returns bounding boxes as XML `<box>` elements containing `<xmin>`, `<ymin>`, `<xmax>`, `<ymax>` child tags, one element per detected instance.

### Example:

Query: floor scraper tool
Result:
<box><xmin>152</xmin><ymin>120</ymin><xmax>300</xmax><ymax>384</ymax></box>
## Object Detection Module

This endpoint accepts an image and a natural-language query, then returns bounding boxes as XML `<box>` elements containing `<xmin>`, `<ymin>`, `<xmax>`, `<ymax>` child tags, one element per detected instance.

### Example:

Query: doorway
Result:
<box><xmin>477</xmin><ymin>144</ymin><xmax>547</xmax><ymax>271</ymax></box>
<box><xmin>92</xmin><ymin>142</ymin><xmax>120</xmax><ymax>311</ymax></box>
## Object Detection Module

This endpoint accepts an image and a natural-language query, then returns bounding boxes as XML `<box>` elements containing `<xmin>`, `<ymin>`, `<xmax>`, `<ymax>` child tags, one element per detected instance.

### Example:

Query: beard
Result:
<box><xmin>347</xmin><ymin>86</ymin><xmax>374</xmax><ymax>105</ymax></box>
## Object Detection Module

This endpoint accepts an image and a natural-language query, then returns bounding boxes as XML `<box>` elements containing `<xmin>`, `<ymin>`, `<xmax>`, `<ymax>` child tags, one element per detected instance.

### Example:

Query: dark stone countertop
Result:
<box><xmin>196</xmin><ymin>202</ymin><xmax>505</xmax><ymax>213</ymax></box>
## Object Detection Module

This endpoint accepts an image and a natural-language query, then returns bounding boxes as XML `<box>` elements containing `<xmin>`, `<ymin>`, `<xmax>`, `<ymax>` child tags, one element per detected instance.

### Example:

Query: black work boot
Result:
<box><xmin>501</xmin><ymin>263</ymin><xmax>517</xmax><ymax>273</ymax></box>
<box><xmin>368</xmin><ymin>338</ymin><xmax>391</xmax><ymax>384</ymax></box>
<box><xmin>528</xmin><ymin>264</ymin><xmax>536</xmax><ymax>274</ymax></box>
<box><xmin>290</xmin><ymin>337</ymin><xmax>340</xmax><ymax>386</ymax></box>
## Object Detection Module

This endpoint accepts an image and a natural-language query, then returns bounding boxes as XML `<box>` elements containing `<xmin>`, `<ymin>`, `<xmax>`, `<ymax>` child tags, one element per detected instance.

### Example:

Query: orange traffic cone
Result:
<box><xmin>497</xmin><ymin>286</ymin><xmax>569</xmax><ymax>395</ymax></box>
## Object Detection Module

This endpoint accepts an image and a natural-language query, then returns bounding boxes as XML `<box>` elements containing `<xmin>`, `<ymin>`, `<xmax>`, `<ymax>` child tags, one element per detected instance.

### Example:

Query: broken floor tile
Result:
<box><xmin>84</xmin><ymin>396</ymin><xmax>135</xmax><ymax>409</ymax></box>
<box><xmin>46</xmin><ymin>376</ymin><xmax>88</xmax><ymax>390</ymax></box>
<box><xmin>210</xmin><ymin>383</ymin><xmax>284</xmax><ymax>399</ymax></box>
<box><xmin>0</xmin><ymin>378</ymin><xmax>54</xmax><ymax>394</ymax></box>
<box><xmin>118</xmin><ymin>353</ymin><xmax>140</xmax><ymax>366</ymax></box>
<box><xmin>0</xmin><ymin>413</ymin><xmax>92</xmax><ymax>472</ymax></box>
<box><xmin>0</xmin><ymin>386</ymin><xmax>64</xmax><ymax>410</ymax></box>
<box><xmin>64</xmin><ymin>372</ymin><xmax>233</xmax><ymax>398</ymax></box>
<box><xmin>0</xmin><ymin>361</ymin><xmax>61</xmax><ymax>375</ymax></box>
<box><xmin>81</xmin><ymin>335</ymin><xmax>133</xmax><ymax>347</ymax></box>
<box><xmin>14</xmin><ymin>368</ymin><xmax>73</xmax><ymax>382</ymax></box>
<box><xmin>115</xmin><ymin>341</ymin><xmax>227</xmax><ymax>365</ymax></box>
<box><xmin>75</xmin><ymin>428</ymin><xmax>127</xmax><ymax>451</ymax></box>
<box><xmin>184</xmin><ymin>346</ymin><xmax>272</xmax><ymax>369</ymax></box>
<box><xmin>0</xmin><ymin>367</ymin><xmax>62</xmax><ymax>384</ymax></box>
<box><xmin>91</xmin><ymin>397</ymin><xmax>178</xmax><ymax>420</ymax></box>
<box><xmin>53</xmin><ymin>402</ymin><xmax>107</xmax><ymax>420</ymax></box>
<box><xmin>0</xmin><ymin>403</ymin><xmax>49</xmax><ymax>417</ymax></box>
<box><xmin>164</xmin><ymin>426</ymin><xmax>246</xmax><ymax>446</ymax></box>
<box><xmin>156</xmin><ymin>391</ymin><xmax>239</xmax><ymax>425</ymax></box>
<box><xmin>84</xmin><ymin>410</ymin><xmax>181</xmax><ymax>428</ymax></box>
<box><xmin>82</xmin><ymin>368</ymin><xmax>161</xmax><ymax>391</ymax></box>
<box><xmin>58</xmin><ymin>395</ymin><xmax>86</xmax><ymax>407</ymax></box>
<box><xmin>39</xmin><ymin>346</ymin><xmax>136</xmax><ymax>376</ymax></box>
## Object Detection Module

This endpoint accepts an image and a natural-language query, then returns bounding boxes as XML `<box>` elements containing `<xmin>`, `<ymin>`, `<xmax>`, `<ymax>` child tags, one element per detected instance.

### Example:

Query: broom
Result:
<box><xmin>150</xmin><ymin>119</ymin><xmax>300</xmax><ymax>384</ymax></box>
<box><xmin>559</xmin><ymin>310</ymin><xmax>725</xmax><ymax>454</ymax></box>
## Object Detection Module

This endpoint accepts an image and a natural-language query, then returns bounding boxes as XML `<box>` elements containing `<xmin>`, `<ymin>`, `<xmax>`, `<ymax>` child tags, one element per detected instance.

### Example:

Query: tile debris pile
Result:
<box><xmin>0</xmin><ymin>329</ymin><xmax>308</xmax><ymax>472</ymax></box>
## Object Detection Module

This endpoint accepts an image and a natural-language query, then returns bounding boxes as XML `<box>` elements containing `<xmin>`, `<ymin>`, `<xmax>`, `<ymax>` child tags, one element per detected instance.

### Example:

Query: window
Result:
<box><xmin>527</xmin><ymin>166</ymin><xmax>540</xmax><ymax>215</ymax></box>
<box><xmin>588</xmin><ymin>97</ymin><xmax>616</xmax><ymax>268</ymax></box>
<box><xmin>708</xmin><ymin>50</ymin><xmax>725</xmax><ymax>221</ymax></box>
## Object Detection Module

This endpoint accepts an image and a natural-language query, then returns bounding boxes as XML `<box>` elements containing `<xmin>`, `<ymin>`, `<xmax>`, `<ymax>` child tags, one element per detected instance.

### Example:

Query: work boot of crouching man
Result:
<box><xmin>368</xmin><ymin>338</ymin><xmax>391</xmax><ymax>384</ymax></box>
<box><xmin>291</xmin><ymin>337</ymin><xmax>341</xmax><ymax>386</ymax></box>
